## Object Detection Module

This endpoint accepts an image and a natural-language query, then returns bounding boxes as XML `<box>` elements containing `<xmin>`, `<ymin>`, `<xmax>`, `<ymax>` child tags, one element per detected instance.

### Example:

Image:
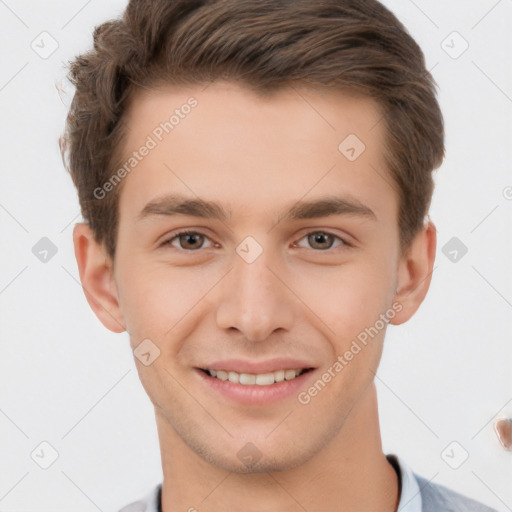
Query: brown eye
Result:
<box><xmin>308</xmin><ymin>232</ymin><xmax>335</xmax><ymax>250</ymax></box>
<box><xmin>294</xmin><ymin>231</ymin><xmax>349</xmax><ymax>251</ymax></box>
<box><xmin>161</xmin><ymin>231</ymin><xmax>212</xmax><ymax>251</ymax></box>
<box><xmin>177</xmin><ymin>233</ymin><xmax>205</xmax><ymax>250</ymax></box>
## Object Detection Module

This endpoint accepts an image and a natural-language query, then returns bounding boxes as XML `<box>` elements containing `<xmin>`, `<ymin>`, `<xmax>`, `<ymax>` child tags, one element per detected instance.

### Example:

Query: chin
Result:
<box><xmin>186</xmin><ymin>432</ymin><xmax>319</xmax><ymax>474</ymax></box>
<box><xmin>213</xmin><ymin>450</ymin><xmax>310</xmax><ymax>474</ymax></box>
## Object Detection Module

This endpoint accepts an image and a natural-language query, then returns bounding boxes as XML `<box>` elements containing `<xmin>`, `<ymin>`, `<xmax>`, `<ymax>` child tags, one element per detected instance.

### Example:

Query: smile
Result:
<box><xmin>202</xmin><ymin>368</ymin><xmax>309</xmax><ymax>386</ymax></box>
<box><xmin>196</xmin><ymin>366</ymin><xmax>316</xmax><ymax>405</ymax></box>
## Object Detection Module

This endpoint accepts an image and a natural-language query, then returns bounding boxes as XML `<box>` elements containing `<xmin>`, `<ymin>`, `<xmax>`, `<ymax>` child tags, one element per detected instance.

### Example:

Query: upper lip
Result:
<box><xmin>198</xmin><ymin>358</ymin><xmax>316</xmax><ymax>374</ymax></box>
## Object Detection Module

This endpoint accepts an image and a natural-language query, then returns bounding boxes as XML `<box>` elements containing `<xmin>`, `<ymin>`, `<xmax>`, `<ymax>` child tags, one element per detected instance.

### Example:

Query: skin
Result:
<box><xmin>73</xmin><ymin>80</ymin><xmax>436</xmax><ymax>512</ymax></box>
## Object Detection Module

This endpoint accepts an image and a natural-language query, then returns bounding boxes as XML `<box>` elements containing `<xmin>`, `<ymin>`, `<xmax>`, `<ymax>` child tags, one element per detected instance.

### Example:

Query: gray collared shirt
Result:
<box><xmin>118</xmin><ymin>454</ymin><xmax>496</xmax><ymax>512</ymax></box>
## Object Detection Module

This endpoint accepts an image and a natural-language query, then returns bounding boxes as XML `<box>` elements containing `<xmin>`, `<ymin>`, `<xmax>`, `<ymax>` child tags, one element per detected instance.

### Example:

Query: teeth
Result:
<box><xmin>206</xmin><ymin>368</ymin><xmax>305</xmax><ymax>386</ymax></box>
<box><xmin>240</xmin><ymin>373</ymin><xmax>256</xmax><ymax>385</ymax></box>
<box><xmin>274</xmin><ymin>369</ymin><xmax>285</xmax><ymax>382</ymax></box>
<box><xmin>284</xmin><ymin>369</ymin><xmax>297</xmax><ymax>380</ymax></box>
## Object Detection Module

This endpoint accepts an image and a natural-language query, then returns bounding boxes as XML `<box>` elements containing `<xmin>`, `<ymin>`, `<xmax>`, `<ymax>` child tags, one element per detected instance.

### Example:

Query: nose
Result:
<box><xmin>215</xmin><ymin>246</ymin><xmax>295</xmax><ymax>342</ymax></box>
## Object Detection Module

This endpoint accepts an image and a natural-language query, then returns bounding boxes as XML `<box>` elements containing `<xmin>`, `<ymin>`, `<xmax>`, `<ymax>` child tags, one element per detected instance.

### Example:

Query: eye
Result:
<box><xmin>293</xmin><ymin>231</ymin><xmax>350</xmax><ymax>251</ymax></box>
<box><xmin>160</xmin><ymin>229</ymin><xmax>351</xmax><ymax>252</ymax></box>
<box><xmin>160</xmin><ymin>230</ymin><xmax>215</xmax><ymax>251</ymax></box>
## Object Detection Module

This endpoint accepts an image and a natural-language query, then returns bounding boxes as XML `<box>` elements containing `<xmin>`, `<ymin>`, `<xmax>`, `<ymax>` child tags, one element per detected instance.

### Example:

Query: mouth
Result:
<box><xmin>195</xmin><ymin>365</ymin><xmax>317</xmax><ymax>406</ymax></box>
<box><xmin>199</xmin><ymin>367</ymin><xmax>315</xmax><ymax>386</ymax></box>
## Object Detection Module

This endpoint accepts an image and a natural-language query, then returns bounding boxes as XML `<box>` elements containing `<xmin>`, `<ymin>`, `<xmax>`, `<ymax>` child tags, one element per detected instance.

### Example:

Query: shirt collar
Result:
<box><xmin>129</xmin><ymin>483</ymin><xmax>160</xmax><ymax>512</ymax></box>
<box><xmin>388</xmin><ymin>454</ymin><xmax>423</xmax><ymax>512</ymax></box>
<box><xmin>134</xmin><ymin>455</ymin><xmax>422</xmax><ymax>512</ymax></box>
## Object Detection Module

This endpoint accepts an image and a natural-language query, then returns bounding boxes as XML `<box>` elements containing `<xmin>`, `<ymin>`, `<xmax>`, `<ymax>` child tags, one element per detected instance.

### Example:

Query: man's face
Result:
<box><xmin>111</xmin><ymin>81</ymin><xmax>404</xmax><ymax>472</ymax></box>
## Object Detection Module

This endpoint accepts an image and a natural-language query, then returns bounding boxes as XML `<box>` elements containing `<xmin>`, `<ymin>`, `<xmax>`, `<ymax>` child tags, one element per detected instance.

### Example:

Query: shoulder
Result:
<box><xmin>415</xmin><ymin>474</ymin><xmax>498</xmax><ymax>512</ymax></box>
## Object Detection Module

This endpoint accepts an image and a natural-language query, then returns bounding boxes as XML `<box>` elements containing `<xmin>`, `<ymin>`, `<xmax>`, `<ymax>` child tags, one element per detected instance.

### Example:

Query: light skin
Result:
<box><xmin>73</xmin><ymin>81</ymin><xmax>436</xmax><ymax>511</ymax></box>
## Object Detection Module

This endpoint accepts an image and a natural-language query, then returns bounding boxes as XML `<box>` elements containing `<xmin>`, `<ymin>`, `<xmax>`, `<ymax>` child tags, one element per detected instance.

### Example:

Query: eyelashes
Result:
<box><xmin>160</xmin><ymin>229</ymin><xmax>352</xmax><ymax>252</ymax></box>
<box><xmin>160</xmin><ymin>230</ymin><xmax>215</xmax><ymax>251</ymax></box>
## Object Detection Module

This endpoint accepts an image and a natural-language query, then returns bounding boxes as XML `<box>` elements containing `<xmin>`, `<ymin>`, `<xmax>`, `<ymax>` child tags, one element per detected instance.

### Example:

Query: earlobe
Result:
<box><xmin>72</xmin><ymin>223</ymin><xmax>126</xmax><ymax>333</ymax></box>
<box><xmin>389</xmin><ymin>221</ymin><xmax>437</xmax><ymax>326</ymax></box>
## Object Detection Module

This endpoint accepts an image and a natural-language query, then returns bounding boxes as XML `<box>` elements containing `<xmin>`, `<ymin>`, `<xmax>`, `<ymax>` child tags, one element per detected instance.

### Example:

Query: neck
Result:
<box><xmin>157</xmin><ymin>382</ymin><xmax>398</xmax><ymax>512</ymax></box>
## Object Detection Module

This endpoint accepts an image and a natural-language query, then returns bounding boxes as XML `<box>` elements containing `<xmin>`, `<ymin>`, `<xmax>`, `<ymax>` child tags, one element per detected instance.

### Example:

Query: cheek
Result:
<box><xmin>291</xmin><ymin>259</ymin><xmax>393</xmax><ymax>341</ymax></box>
<box><xmin>115</xmin><ymin>262</ymin><xmax>168</xmax><ymax>342</ymax></box>
<box><xmin>115</xmin><ymin>260</ymin><xmax>219</xmax><ymax>344</ymax></box>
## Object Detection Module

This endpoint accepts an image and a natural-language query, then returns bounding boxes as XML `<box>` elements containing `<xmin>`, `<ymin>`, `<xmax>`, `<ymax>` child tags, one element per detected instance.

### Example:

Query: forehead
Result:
<box><xmin>117</xmin><ymin>81</ymin><xmax>397</xmax><ymax>224</ymax></box>
<box><xmin>123</xmin><ymin>81</ymin><xmax>383</xmax><ymax>145</ymax></box>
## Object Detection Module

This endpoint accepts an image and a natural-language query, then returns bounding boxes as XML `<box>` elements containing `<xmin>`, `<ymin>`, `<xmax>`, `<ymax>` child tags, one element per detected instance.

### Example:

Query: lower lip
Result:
<box><xmin>195</xmin><ymin>368</ymin><xmax>316</xmax><ymax>405</ymax></box>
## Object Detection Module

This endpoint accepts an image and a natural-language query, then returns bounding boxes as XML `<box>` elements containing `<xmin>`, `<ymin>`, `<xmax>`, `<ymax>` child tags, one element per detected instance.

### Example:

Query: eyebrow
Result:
<box><xmin>137</xmin><ymin>193</ymin><xmax>377</xmax><ymax>223</ymax></box>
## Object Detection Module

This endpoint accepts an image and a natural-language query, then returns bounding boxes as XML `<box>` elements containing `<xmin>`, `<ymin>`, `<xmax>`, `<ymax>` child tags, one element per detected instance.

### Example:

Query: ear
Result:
<box><xmin>72</xmin><ymin>222</ymin><xmax>126</xmax><ymax>333</ymax></box>
<box><xmin>389</xmin><ymin>219</ymin><xmax>437</xmax><ymax>326</ymax></box>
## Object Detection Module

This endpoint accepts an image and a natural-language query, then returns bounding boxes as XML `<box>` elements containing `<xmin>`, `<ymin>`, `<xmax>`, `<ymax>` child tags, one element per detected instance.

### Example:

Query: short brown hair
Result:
<box><xmin>60</xmin><ymin>0</ymin><xmax>445</xmax><ymax>260</ymax></box>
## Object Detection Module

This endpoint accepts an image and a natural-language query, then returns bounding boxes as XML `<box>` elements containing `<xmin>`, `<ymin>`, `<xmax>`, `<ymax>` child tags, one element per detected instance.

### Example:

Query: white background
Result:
<box><xmin>0</xmin><ymin>0</ymin><xmax>511</xmax><ymax>510</ymax></box>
